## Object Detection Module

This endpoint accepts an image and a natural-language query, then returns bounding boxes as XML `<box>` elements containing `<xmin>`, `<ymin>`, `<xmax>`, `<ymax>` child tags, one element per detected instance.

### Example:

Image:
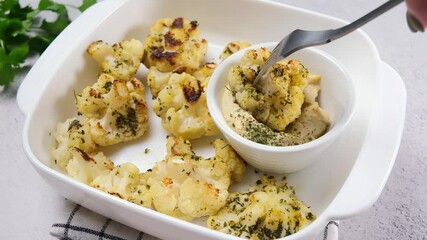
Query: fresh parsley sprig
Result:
<box><xmin>0</xmin><ymin>0</ymin><xmax>96</xmax><ymax>86</ymax></box>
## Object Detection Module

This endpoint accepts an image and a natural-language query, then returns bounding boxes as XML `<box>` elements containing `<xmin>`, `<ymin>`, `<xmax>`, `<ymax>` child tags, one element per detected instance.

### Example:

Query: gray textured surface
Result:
<box><xmin>0</xmin><ymin>0</ymin><xmax>426</xmax><ymax>239</ymax></box>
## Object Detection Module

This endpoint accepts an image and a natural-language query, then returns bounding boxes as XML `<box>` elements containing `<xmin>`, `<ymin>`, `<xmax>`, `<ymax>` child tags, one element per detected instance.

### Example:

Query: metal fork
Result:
<box><xmin>253</xmin><ymin>0</ymin><xmax>404</xmax><ymax>85</ymax></box>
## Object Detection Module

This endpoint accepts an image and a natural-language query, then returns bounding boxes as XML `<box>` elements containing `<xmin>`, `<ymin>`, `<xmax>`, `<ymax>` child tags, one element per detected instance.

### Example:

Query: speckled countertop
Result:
<box><xmin>0</xmin><ymin>0</ymin><xmax>426</xmax><ymax>239</ymax></box>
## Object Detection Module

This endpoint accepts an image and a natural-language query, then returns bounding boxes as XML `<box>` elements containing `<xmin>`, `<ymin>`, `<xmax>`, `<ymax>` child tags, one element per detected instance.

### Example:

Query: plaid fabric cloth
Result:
<box><xmin>50</xmin><ymin>202</ymin><xmax>339</xmax><ymax>240</ymax></box>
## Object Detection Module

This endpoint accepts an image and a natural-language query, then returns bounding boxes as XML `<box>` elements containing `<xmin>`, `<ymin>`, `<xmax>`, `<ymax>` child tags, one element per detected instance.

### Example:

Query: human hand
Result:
<box><xmin>405</xmin><ymin>0</ymin><xmax>427</xmax><ymax>31</ymax></box>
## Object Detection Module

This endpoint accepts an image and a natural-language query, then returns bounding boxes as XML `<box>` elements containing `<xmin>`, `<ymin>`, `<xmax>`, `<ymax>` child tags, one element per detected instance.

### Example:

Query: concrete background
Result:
<box><xmin>0</xmin><ymin>0</ymin><xmax>426</xmax><ymax>239</ymax></box>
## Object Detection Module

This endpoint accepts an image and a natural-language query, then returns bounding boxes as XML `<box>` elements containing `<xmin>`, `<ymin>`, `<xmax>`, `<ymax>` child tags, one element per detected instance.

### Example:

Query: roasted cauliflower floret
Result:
<box><xmin>223</xmin><ymin>79</ymin><xmax>330</xmax><ymax>146</ymax></box>
<box><xmin>146</xmin><ymin>67</ymin><xmax>173</xmax><ymax>97</ymax></box>
<box><xmin>228</xmin><ymin>48</ymin><xmax>308</xmax><ymax>131</ymax></box>
<box><xmin>207</xmin><ymin>175</ymin><xmax>316</xmax><ymax>239</ymax></box>
<box><xmin>90</xmin><ymin>162</ymin><xmax>152</xmax><ymax>208</ymax></box>
<box><xmin>87</xmin><ymin>39</ymin><xmax>144</xmax><ymax>80</ymax></box>
<box><xmin>258</xmin><ymin>59</ymin><xmax>308</xmax><ymax>131</ymax></box>
<box><xmin>149</xmin><ymin>63</ymin><xmax>218</xmax><ymax>140</ymax></box>
<box><xmin>220</xmin><ymin>41</ymin><xmax>252</xmax><ymax>60</ymax></box>
<box><xmin>210</xmin><ymin>138</ymin><xmax>246</xmax><ymax>183</ymax></box>
<box><xmin>147</xmin><ymin>62</ymin><xmax>217</xmax><ymax>98</ymax></box>
<box><xmin>192</xmin><ymin>62</ymin><xmax>217</xmax><ymax>83</ymax></box>
<box><xmin>66</xmin><ymin>148</ymin><xmax>114</xmax><ymax>184</ymax></box>
<box><xmin>164</xmin><ymin>136</ymin><xmax>245</xmax><ymax>183</ymax></box>
<box><xmin>227</xmin><ymin>47</ymin><xmax>270</xmax><ymax>116</ymax></box>
<box><xmin>142</xmin><ymin>17</ymin><xmax>207</xmax><ymax>73</ymax></box>
<box><xmin>76</xmin><ymin>73</ymin><xmax>149</xmax><ymax>146</ymax></box>
<box><xmin>51</xmin><ymin>117</ymin><xmax>98</xmax><ymax>170</ymax></box>
<box><xmin>143</xmin><ymin>136</ymin><xmax>245</xmax><ymax>221</ymax></box>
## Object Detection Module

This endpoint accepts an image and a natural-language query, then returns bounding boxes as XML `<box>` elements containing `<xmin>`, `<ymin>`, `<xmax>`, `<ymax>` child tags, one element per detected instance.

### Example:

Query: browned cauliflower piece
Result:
<box><xmin>228</xmin><ymin>48</ymin><xmax>308</xmax><ymax>131</ymax></box>
<box><xmin>76</xmin><ymin>73</ymin><xmax>149</xmax><ymax>146</ymax></box>
<box><xmin>146</xmin><ymin>68</ymin><xmax>173</xmax><ymax>97</ymax></box>
<box><xmin>66</xmin><ymin>148</ymin><xmax>114</xmax><ymax>184</ymax></box>
<box><xmin>207</xmin><ymin>175</ymin><xmax>316</xmax><ymax>239</ymax></box>
<box><xmin>87</xmin><ymin>39</ymin><xmax>144</xmax><ymax>80</ymax></box>
<box><xmin>142</xmin><ymin>17</ymin><xmax>207</xmax><ymax>73</ymax></box>
<box><xmin>51</xmin><ymin>117</ymin><xmax>98</xmax><ymax>171</ymax></box>
<box><xmin>90</xmin><ymin>162</ymin><xmax>152</xmax><ymax>208</ymax></box>
<box><xmin>220</xmin><ymin>41</ymin><xmax>252</xmax><ymax>60</ymax></box>
<box><xmin>148</xmin><ymin>63</ymin><xmax>219</xmax><ymax>140</ymax></box>
<box><xmin>227</xmin><ymin>47</ymin><xmax>270</xmax><ymax>117</ymax></box>
<box><xmin>142</xmin><ymin>136</ymin><xmax>245</xmax><ymax>221</ymax></box>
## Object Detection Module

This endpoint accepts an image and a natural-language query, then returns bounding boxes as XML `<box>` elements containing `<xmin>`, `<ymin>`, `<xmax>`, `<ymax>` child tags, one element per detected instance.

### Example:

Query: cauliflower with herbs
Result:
<box><xmin>66</xmin><ymin>148</ymin><xmax>114</xmax><ymax>184</ymax></box>
<box><xmin>87</xmin><ymin>39</ymin><xmax>144</xmax><ymax>80</ymax></box>
<box><xmin>90</xmin><ymin>162</ymin><xmax>152</xmax><ymax>208</ymax></box>
<box><xmin>148</xmin><ymin>63</ymin><xmax>218</xmax><ymax>140</ymax></box>
<box><xmin>220</xmin><ymin>41</ymin><xmax>252</xmax><ymax>60</ymax></box>
<box><xmin>143</xmin><ymin>136</ymin><xmax>245</xmax><ymax>221</ymax></box>
<box><xmin>75</xmin><ymin>73</ymin><xmax>149</xmax><ymax>146</ymax></box>
<box><xmin>147</xmin><ymin>62</ymin><xmax>217</xmax><ymax>97</ymax></box>
<box><xmin>228</xmin><ymin>48</ymin><xmax>308</xmax><ymax>131</ymax></box>
<box><xmin>142</xmin><ymin>17</ymin><xmax>207</xmax><ymax>73</ymax></box>
<box><xmin>51</xmin><ymin>117</ymin><xmax>98</xmax><ymax>171</ymax></box>
<box><xmin>223</xmin><ymin>73</ymin><xmax>330</xmax><ymax>146</ymax></box>
<box><xmin>207</xmin><ymin>175</ymin><xmax>316</xmax><ymax>239</ymax></box>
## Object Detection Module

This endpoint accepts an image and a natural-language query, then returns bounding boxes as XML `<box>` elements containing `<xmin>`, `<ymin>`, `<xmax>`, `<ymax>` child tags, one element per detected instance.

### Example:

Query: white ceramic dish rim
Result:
<box><xmin>15</xmin><ymin>0</ymin><xmax>406</xmax><ymax>239</ymax></box>
<box><xmin>207</xmin><ymin>44</ymin><xmax>356</xmax><ymax>153</ymax></box>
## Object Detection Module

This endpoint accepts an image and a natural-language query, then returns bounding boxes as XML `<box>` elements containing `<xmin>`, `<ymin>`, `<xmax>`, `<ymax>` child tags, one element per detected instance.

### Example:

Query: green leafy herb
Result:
<box><xmin>0</xmin><ymin>0</ymin><xmax>97</xmax><ymax>86</ymax></box>
<box><xmin>78</xmin><ymin>0</ymin><xmax>97</xmax><ymax>12</ymax></box>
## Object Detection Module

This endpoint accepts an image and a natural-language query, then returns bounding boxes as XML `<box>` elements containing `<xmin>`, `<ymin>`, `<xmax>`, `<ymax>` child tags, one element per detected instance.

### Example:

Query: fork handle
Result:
<box><xmin>331</xmin><ymin>0</ymin><xmax>404</xmax><ymax>40</ymax></box>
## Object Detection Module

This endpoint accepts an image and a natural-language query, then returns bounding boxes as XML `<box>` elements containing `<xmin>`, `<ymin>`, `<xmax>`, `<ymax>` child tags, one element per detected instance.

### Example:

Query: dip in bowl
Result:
<box><xmin>207</xmin><ymin>42</ymin><xmax>355</xmax><ymax>173</ymax></box>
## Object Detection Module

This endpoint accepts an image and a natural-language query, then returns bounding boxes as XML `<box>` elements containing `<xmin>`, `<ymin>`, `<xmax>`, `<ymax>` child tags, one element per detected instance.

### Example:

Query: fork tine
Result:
<box><xmin>254</xmin><ymin>29</ymin><xmax>333</xmax><ymax>85</ymax></box>
<box><xmin>253</xmin><ymin>38</ymin><xmax>288</xmax><ymax>84</ymax></box>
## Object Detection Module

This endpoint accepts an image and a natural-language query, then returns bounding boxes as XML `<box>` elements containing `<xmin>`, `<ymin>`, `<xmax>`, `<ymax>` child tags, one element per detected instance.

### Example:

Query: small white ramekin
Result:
<box><xmin>207</xmin><ymin>42</ymin><xmax>355</xmax><ymax>173</ymax></box>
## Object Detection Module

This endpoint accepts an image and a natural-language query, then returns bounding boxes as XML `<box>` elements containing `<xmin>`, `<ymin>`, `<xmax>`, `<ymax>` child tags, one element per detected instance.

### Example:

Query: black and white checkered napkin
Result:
<box><xmin>50</xmin><ymin>201</ymin><xmax>339</xmax><ymax>240</ymax></box>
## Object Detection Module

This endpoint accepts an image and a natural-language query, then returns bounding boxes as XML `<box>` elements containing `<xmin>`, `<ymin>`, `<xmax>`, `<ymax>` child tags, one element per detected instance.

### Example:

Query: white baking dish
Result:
<box><xmin>17</xmin><ymin>0</ymin><xmax>406</xmax><ymax>239</ymax></box>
